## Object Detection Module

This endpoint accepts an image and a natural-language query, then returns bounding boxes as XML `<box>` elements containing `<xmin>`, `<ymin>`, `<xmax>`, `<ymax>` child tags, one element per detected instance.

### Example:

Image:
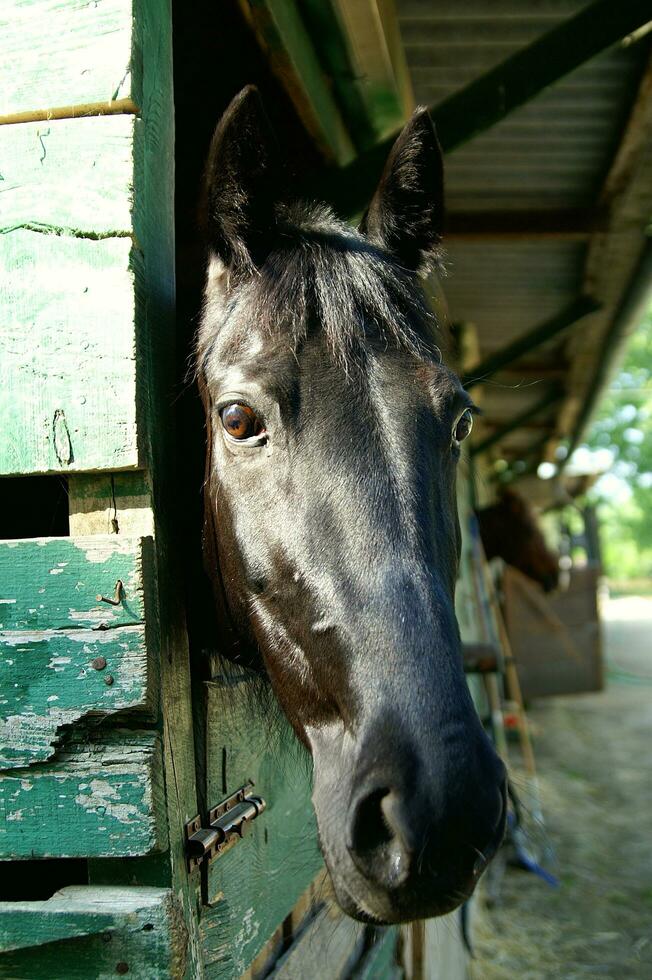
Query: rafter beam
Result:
<box><xmin>564</xmin><ymin>238</ymin><xmax>652</xmax><ymax>465</ymax></box>
<box><xmin>304</xmin><ymin>0</ymin><xmax>652</xmax><ymax>215</ymax></box>
<box><xmin>462</xmin><ymin>296</ymin><xmax>601</xmax><ymax>389</ymax></box>
<box><xmin>471</xmin><ymin>388</ymin><xmax>564</xmax><ymax>457</ymax></box>
<box><xmin>445</xmin><ymin>209</ymin><xmax>605</xmax><ymax>242</ymax></box>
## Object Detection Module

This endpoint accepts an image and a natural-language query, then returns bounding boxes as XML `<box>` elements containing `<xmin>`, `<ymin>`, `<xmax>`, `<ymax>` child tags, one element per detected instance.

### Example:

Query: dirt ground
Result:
<box><xmin>470</xmin><ymin>594</ymin><xmax>652</xmax><ymax>980</ymax></box>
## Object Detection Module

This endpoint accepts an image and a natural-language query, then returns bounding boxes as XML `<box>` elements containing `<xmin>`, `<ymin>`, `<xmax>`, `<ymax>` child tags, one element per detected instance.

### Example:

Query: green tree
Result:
<box><xmin>584</xmin><ymin>308</ymin><xmax>652</xmax><ymax>577</ymax></box>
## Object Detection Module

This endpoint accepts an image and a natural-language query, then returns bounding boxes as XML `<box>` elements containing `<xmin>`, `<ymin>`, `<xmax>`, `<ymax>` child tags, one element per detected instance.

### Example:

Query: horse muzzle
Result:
<box><xmin>308</xmin><ymin>714</ymin><xmax>507</xmax><ymax>924</ymax></box>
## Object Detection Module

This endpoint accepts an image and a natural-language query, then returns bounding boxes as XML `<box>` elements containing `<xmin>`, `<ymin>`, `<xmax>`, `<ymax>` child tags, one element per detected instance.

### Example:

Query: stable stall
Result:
<box><xmin>1</xmin><ymin>1</ymin><xmax>652</xmax><ymax>977</ymax></box>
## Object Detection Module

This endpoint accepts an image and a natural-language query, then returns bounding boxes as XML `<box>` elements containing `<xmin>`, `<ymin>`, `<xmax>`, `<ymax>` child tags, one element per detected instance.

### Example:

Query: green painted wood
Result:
<box><xmin>0</xmin><ymin>537</ymin><xmax>146</xmax><ymax>631</ymax></box>
<box><xmin>0</xmin><ymin>2</ymin><xmax>174</xmax><ymax>478</ymax></box>
<box><xmin>0</xmin><ymin>729</ymin><xmax>166</xmax><ymax>858</ymax></box>
<box><xmin>0</xmin><ymin>115</ymin><xmax>138</xmax><ymax>235</ymax></box>
<box><xmin>0</xmin><ymin>230</ymin><xmax>139</xmax><ymax>475</ymax></box>
<box><xmin>304</xmin><ymin>0</ymin><xmax>407</xmax><ymax>149</ymax></box>
<box><xmin>300</xmin><ymin>0</ymin><xmax>381</xmax><ymax>152</ymax></box>
<box><xmin>201</xmin><ymin>673</ymin><xmax>323</xmax><ymax>980</ymax></box>
<box><xmin>0</xmin><ymin>625</ymin><xmax>151</xmax><ymax>769</ymax></box>
<box><xmin>356</xmin><ymin>928</ymin><xmax>401</xmax><ymax>980</ymax></box>
<box><xmin>242</xmin><ymin>0</ymin><xmax>355</xmax><ymax>165</ymax></box>
<box><xmin>112</xmin><ymin>0</ymin><xmax>204</xmax><ymax>972</ymax></box>
<box><xmin>0</xmin><ymin>0</ymin><xmax>139</xmax><ymax>119</ymax></box>
<box><xmin>0</xmin><ymin>886</ymin><xmax>188</xmax><ymax>978</ymax></box>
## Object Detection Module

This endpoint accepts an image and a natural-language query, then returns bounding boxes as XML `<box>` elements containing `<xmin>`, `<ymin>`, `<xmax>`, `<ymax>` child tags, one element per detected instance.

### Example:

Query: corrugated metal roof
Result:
<box><xmin>395</xmin><ymin>0</ymin><xmax>652</xmax><ymax>493</ymax></box>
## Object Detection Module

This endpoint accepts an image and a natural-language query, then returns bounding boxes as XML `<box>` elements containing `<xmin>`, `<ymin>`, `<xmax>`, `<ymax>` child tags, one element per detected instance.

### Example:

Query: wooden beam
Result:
<box><xmin>303</xmin><ymin>0</ymin><xmax>652</xmax><ymax>215</ymax></box>
<box><xmin>462</xmin><ymin>296</ymin><xmax>601</xmax><ymax>388</ymax></box>
<box><xmin>237</xmin><ymin>0</ymin><xmax>356</xmax><ymax>165</ymax></box>
<box><xmin>566</xmin><ymin>238</ymin><xmax>652</xmax><ymax>463</ymax></box>
<box><xmin>329</xmin><ymin>0</ymin><xmax>413</xmax><ymax>138</ymax></box>
<box><xmin>471</xmin><ymin>388</ymin><xmax>564</xmax><ymax>456</ymax></box>
<box><xmin>494</xmin><ymin>363</ymin><xmax>568</xmax><ymax>382</ymax></box>
<box><xmin>301</xmin><ymin>0</ymin><xmax>411</xmax><ymax>152</ymax></box>
<box><xmin>445</xmin><ymin>209</ymin><xmax>605</xmax><ymax>242</ymax></box>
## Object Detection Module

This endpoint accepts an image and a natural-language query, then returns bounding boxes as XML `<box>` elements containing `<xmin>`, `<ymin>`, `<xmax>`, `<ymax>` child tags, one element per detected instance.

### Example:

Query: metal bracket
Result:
<box><xmin>185</xmin><ymin>783</ymin><xmax>266</xmax><ymax>872</ymax></box>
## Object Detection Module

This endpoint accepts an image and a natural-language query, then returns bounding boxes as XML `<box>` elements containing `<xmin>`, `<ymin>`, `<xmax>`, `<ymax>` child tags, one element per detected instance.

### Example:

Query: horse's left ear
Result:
<box><xmin>202</xmin><ymin>85</ymin><xmax>284</xmax><ymax>278</ymax></box>
<box><xmin>359</xmin><ymin>108</ymin><xmax>444</xmax><ymax>275</ymax></box>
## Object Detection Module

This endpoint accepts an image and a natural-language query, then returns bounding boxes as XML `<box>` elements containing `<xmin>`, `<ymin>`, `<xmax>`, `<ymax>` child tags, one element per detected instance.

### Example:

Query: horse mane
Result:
<box><xmin>200</xmin><ymin>201</ymin><xmax>442</xmax><ymax>370</ymax></box>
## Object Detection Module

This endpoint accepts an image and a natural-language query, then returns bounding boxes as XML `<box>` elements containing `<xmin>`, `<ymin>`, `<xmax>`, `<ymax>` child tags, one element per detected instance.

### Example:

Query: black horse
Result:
<box><xmin>196</xmin><ymin>87</ymin><xmax>506</xmax><ymax>925</ymax></box>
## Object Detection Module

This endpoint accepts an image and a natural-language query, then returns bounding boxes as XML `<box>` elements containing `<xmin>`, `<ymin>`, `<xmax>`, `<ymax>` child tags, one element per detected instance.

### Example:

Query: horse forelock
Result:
<box><xmin>197</xmin><ymin>201</ymin><xmax>442</xmax><ymax>375</ymax></box>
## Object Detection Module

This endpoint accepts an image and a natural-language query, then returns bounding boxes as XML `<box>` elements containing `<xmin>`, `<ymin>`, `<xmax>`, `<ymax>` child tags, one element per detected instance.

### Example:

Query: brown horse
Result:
<box><xmin>477</xmin><ymin>489</ymin><xmax>560</xmax><ymax>592</ymax></box>
<box><xmin>195</xmin><ymin>87</ymin><xmax>506</xmax><ymax>925</ymax></box>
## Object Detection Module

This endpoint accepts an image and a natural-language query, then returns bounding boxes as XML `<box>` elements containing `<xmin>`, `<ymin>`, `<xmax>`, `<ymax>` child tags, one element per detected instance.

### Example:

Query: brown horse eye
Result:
<box><xmin>220</xmin><ymin>403</ymin><xmax>263</xmax><ymax>440</ymax></box>
<box><xmin>454</xmin><ymin>409</ymin><xmax>474</xmax><ymax>444</ymax></box>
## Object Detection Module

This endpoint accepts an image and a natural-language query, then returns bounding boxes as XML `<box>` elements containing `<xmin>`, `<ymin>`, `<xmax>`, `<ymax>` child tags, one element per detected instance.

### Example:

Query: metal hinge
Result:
<box><xmin>185</xmin><ymin>783</ymin><xmax>267</xmax><ymax>872</ymax></box>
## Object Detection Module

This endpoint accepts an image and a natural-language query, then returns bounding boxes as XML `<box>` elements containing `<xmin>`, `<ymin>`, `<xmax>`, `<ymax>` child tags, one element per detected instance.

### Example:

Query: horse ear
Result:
<box><xmin>203</xmin><ymin>86</ymin><xmax>283</xmax><ymax>276</ymax></box>
<box><xmin>359</xmin><ymin>108</ymin><xmax>444</xmax><ymax>275</ymax></box>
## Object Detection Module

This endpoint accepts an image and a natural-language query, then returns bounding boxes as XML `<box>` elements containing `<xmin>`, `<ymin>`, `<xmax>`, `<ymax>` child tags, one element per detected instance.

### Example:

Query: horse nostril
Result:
<box><xmin>349</xmin><ymin>788</ymin><xmax>393</xmax><ymax>852</ymax></box>
<box><xmin>347</xmin><ymin>786</ymin><xmax>412</xmax><ymax>889</ymax></box>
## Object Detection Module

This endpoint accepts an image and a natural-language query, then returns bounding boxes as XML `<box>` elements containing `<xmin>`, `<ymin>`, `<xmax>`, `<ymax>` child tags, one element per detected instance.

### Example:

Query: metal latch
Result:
<box><xmin>185</xmin><ymin>783</ymin><xmax>266</xmax><ymax>871</ymax></box>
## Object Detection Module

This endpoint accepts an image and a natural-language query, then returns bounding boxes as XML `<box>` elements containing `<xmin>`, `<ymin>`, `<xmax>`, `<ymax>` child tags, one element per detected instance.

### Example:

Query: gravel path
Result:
<box><xmin>470</xmin><ymin>595</ymin><xmax>652</xmax><ymax>979</ymax></box>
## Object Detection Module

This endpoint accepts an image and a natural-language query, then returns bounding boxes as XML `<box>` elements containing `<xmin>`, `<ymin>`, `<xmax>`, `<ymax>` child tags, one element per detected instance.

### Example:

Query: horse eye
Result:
<box><xmin>220</xmin><ymin>403</ymin><xmax>263</xmax><ymax>440</ymax></box>
<box><xmin>453</xmin><ymin>409</ymin><xmax>474</xmax><ymax>444</ymax></box>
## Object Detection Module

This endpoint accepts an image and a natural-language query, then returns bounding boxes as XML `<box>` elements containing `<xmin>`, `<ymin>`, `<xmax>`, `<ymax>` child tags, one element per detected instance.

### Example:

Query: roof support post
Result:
<box><xmin>462</xmin><ymin>296</ymin><xmax>601</xmax><ymax>389</ymax></box>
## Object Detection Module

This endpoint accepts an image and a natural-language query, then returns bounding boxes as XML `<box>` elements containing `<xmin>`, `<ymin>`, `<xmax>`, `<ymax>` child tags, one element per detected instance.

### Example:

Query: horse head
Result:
<box><xmin>478</xmin><ymin>489</ymin><xmax>560</xmax><ymax>592</ymax></box>
<box><xmin>196</xmin><ymin>87</ymin><xmax>506</xmax><ymax>924</ymax></box>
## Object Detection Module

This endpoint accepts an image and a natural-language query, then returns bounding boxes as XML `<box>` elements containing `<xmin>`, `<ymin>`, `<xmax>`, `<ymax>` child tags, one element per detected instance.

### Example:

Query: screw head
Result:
<box><xmin>104</xmin><ymin>674</ymin><xmax>114</xmax><ymax>686</ymax></box>
<box><xmin>91</xmin><ymin>657</ymin><xmax>107</xmax><ymax>671</ymax></box>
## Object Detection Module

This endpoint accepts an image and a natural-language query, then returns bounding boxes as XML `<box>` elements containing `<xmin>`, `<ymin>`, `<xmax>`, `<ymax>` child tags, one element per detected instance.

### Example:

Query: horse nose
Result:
<box><xmin>346</xmin><ymin>763</ymin><xmax>508</xmax><ymax>894</ymax></box>
<box><xmin>346</xmin><ymin>782</ymin><xmax>417</xmax><ymax>889</ymax></box>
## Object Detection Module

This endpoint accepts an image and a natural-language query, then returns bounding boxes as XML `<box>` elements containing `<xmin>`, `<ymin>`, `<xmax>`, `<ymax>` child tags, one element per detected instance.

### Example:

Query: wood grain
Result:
<box><xmin>0</xmin><ymin>729</ymin><xmax>166</xmax><ymax>859</ymax></box>
<box><xmin>0</xmin><ymin>625</ymin><xmax>150</xmax><ymax>769</ymax></box>
<box><xmin>0</xmin><ymin>537</ymin><xmax>146</xmax><ymax>631</ymax></box>
<box><xmin>0</xmin><ymin>116</ymin><xmax>138</xmax><ymax>235</ymax></box>
<box><xmin>0</xmin><ymin>535</ymin><xmax>155</xmax><ymax>765</ymax></box>
<box><xmin>1</xmin><ymin>0</ymin><xmax>136</xmax><ymax>120</ymax></box>
<box><xmin>68</xmin><ymin>473</ymin><xmax>154</xmax><ymax>537</ymax></box>
<box><xmin>0</xmin><ymin>230</ymin><xmax>139</xmax><ymax>475</ymax></box>
<box><xmin>0</xmin><ymin>886</ymin><xmax>188</xmax><ymax>978</ymax></box>
<box><xmin>272</xmin><ymin>904</ymin><xmax>364</xmax><ymax>978</ymax></box>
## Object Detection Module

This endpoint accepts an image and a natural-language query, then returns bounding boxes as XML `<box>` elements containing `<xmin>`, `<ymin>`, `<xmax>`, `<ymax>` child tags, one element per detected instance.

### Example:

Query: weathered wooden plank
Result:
<box><xmin>201</xmin><ymin>672</ymin><xmax>323</xmax><ymax>980</ymax></box>
<box><xmin>68</xmin><ymin>473</ymin><xmax>154</xmax><ymax>537</ymax></box>
<box><xmin>329</xmin><ymin>0</ymin><xmax>411</xmax><ymax>137</ymax></box>
<box><xmin>356</xmin><ymin>928</ymin><xmax>401</xmax><ymax>979</ymax></box>
<box><xmin>0</xmin><ymin>0</ymin><xmax>136</xmax><ymax>120</ymax></box>
<box><xmin>0</xmin><ymin>535</ymin><xmax>154</xmax><ymax>768</ymax></box>
<box><xmin>0</xmin><ymin>886</ymin><xmax>188</xmax><ymax>978</ymax></box>
<box><xmin>0</xmin><ymin>115</ymin><xmax>138</xmax><ymax>235</ymax></box>
<box><xmin>0</xmin><ymin>230</ymin><xmax>139</xmax><ymax>475</ymax></box>
<box><xmin>237</xmin><ymin>0</ymin><xmax>355</xmax><ymax>165</ymax></box>
<box><xmin>0</xmin><ymin>625</ymin><xmax>151</xmax><ymax>769</ymax></box>
<box><xmin>0</xmin><ymin>537</ymin><xmax>147</xmax><ymax>632</ymax></box>
<box><xmin>0</xmin><ymin>730</ymin><xmax>166</xmax><ymax>858</ymax></box>
<box><xmin>272</xmin><ymin>904</ymin><xmax>364</xmax><ymax>979</ymax></box>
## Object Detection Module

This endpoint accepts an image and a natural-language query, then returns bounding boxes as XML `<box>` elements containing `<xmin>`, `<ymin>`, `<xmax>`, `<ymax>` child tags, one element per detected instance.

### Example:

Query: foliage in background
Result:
<box><xmin>584</xmin><ymin>308</ymin><xmax>652</xmax><ymax>578</ymax></box>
